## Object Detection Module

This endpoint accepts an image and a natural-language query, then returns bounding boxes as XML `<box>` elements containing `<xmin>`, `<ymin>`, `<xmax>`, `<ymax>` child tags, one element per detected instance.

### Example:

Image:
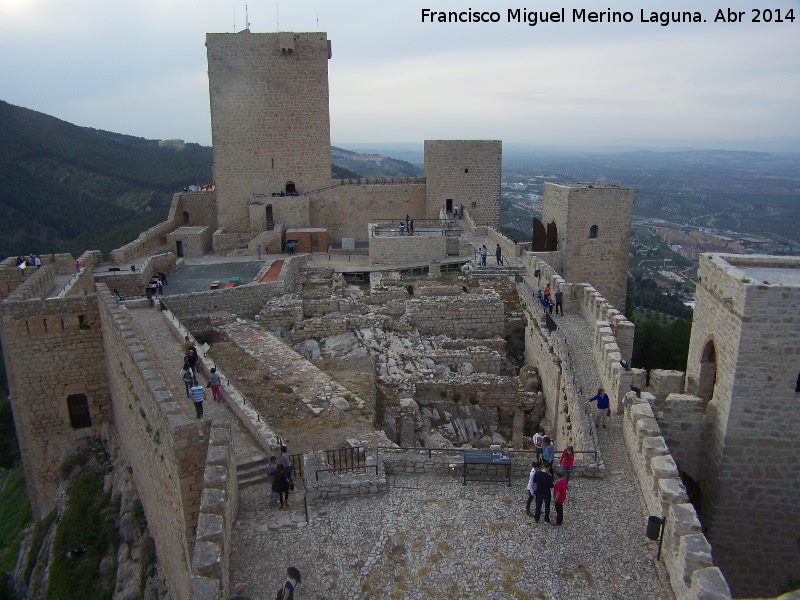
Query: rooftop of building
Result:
<box><xmin>709</xmin><ymin>253</ymin><xmax>800</xmax><ymax>287</ymax></box>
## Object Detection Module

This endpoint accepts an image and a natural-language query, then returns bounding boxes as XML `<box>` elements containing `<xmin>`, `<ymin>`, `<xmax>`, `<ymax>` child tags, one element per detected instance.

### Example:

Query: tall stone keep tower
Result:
<box><xmin>206</xmin><ymin>31</ymin><xmax>333</xmax><ymax>251</ymax></box>
<box><xmin>424</xmin><ymin>140</ymin><xmax>501</xmax><ymax>225</ymax></box>
<box><xmin>541</xmin><ymin>183</ymin><xmax>634</xmax><ymax>310</ymax></box>
<box><xmin>685</xmin><ymin>254</ymin><xmax>800</xmax><ymax>596</ymax></box>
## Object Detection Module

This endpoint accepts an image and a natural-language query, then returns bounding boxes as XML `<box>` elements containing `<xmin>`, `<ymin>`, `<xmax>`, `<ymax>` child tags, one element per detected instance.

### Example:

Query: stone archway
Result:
<box><xmin>698</xmin><ymin>339</ymin><xmax>717</xmax><ymax>403</ymax></box>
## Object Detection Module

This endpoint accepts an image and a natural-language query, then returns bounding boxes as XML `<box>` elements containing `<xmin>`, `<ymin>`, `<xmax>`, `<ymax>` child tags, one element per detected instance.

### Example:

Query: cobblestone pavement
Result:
<box><xmin>126</xmin><ymin>306</ymin><xmax>262</xmax><ymax>461</ymax></box>
<box><xmin>231</xmin><ymin>444</ymin><xmax>673</xmax><ymax>600</ymax></box>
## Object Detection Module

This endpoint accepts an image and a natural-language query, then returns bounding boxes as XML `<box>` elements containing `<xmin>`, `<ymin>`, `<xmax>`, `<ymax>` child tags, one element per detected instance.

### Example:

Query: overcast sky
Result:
<box><xmin>1</xmin><ymin>0</ymin><xmax>798</xmax><ymax>151</ymax></box>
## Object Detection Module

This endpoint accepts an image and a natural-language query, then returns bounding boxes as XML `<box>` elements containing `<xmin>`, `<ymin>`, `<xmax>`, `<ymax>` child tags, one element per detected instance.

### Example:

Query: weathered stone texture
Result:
<box><xmin>542</xmin><ymin>182</ymin><xmax>634</xmax><ymax>311</ymax></box>
<box><xmin>684</xmin><ymin>254</ymin><xmax>800</xmax><ymax>597</ymax></box>
<box><xmin>207</xmin><ymin>32</ymin><xmax>333</xmax><ymax>239</ymax></box>
<box><xmin>424</xmin><ymin>140</ymin><xmax>501</xmax><ymax>226</ymax></box>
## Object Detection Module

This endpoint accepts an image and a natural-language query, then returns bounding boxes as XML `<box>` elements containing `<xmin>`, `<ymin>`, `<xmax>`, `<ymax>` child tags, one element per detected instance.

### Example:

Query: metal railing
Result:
<box><xmin>376</xmin><ymin>446</ymin><xmax>598</xmax><ymax>468</ymax></box>
<box><xmin>315</xmin><ymin>446</ymin><xmax>378</xmax><ymax>481</ymax></box>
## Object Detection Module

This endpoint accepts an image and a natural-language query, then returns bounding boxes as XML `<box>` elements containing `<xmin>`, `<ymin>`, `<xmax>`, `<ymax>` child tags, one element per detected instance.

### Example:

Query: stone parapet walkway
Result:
<box><xmin>125</xmin><ymin>306</ymin><xmax>263</xmax><ymax>463</ymax></box>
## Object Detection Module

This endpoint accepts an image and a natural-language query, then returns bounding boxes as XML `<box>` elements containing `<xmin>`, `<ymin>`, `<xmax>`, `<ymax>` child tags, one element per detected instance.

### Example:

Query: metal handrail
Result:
<box><xmin>376</xmin><ymin>446</ymin><xmax>598</xmax><ymax>465</ymax></box>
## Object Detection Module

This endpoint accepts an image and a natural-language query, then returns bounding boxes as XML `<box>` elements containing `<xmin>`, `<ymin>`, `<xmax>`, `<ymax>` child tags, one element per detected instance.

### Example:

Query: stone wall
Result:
<box><xmin>487</xmin><ymin>227</ymin><xmax>525</xmax><ymax>259</ymax></box>
<box><xmin>684</xmin><ymin>254</ymin><xmax>800</xmax><ymax>596</ymax></box>
<box><xmin>658</xmin><ymin>393</ymin><xmax>706</xmax><ymax>483</ymax></box>
<box><xmin>304</xmin><ymin>452</ymin><xmax>387</xmax><ymax>502</ymax></box>
<box><xmin>312</xmin><ymin>182</ymin><xmax>427</xmax><ymax>243</ymax></box>
<box><xmin>167</xmin><ymin>226</ymin><xmax>212</xmax><ymax>258</ymax></box>
<box><xmin>190</xmin><ymin>421</ymin><xmax>238</xmax><ymax>600</ymax></box>
<box><xmin>0</xmin><ymin>277</ymin><xmax>112</xmax><ymax>520</ymax></box>
<box><xmin>110</xmin><ymin>191</ymin><xmax>218</xmax><ymax>264</ymax></box>
<box><xmin>0</xmin><ymin>258</ymin><xmax>37</xmax><ymax>301</ymax></box>
<box><xmin>207</xmin><ymin>32</ymin><xmax>333</xmax><ymax>242</ymax></box>
<box><xmin>426</xmin><ymin>346</ymin><xmax>505</xmax><ymax>375</ymax></box>
<box><xmin>542</xmin><ymin>182</ymin><xmax>634</xmax><ymax>311</ymax></box>
<box><xmin>369</xmin><ymin>234</ymin><xmax>450</xmax><ymax>265</ymax></box>
<box><xmin>165</xmin><ymin>256</ymin><xmax>307</xmax><ymax>320</ymax></box>
<box><xmin>424</xmin><ymin>140</ymin><xmax>501</xmax><ymax>226</ymax></box>
<box><xmin>622</xmin><ymin>395</ymin><xmax>731</xmax><ymax>600</ymax></box>
<box><xmin>95</xmin><ymin>253</ymin><xmax>177</xmax><ymax>298</ymax></box>
<box><xmin>403</xmin><ymin>291</ymin><xmax>504</xmax><ymax>338</ymax></box>
<box><xmin>97</xmin><ymin>285</ymin><xmax>210</xmax><ymax>600</ymax></box>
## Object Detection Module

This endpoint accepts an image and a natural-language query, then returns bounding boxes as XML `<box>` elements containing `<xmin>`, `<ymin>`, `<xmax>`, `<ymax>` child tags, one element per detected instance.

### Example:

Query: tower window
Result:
<box><xmin>464</xmin><ymin>168</ymin><xmax>469</xmax><ymax>174</ymax></box>
<box><xmin>589</xmin><ymin>225</ymin><xmax>599</xmax><ymax>239</ymax></box>
<box><xmin>67</xmin><ymin>394</ymin><xmax>92</xmax><ymax>429</ymax></box>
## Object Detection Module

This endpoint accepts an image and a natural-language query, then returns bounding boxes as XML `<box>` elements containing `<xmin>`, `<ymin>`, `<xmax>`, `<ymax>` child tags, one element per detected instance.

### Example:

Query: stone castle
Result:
<box><xmin>1</xmin><ymin>29</ymin><xmax>798</xmax><ymax>600</ymax></box>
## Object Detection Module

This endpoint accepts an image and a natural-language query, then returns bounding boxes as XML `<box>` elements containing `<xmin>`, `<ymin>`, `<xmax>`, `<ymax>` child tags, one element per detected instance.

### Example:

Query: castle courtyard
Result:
<box><xmin>229</xmin><ymin>422</ymin><xmax>673</xmax><ymax>600</ymax></box>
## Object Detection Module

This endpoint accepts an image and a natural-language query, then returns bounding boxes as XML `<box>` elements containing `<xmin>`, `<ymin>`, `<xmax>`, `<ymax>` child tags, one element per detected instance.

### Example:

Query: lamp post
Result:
<box><xmin>647</xmin><ymin>516</ymin><xmax>666</xmax><ymax>560</ymax></box>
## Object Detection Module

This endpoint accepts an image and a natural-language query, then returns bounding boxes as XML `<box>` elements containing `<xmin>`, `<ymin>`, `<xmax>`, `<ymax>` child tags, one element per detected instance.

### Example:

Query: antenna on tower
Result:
<box><xmin>276</xmin><ymin>1</ymin><xmax>280</xmax><ymax>31</ymax></box>
<box><xmin>246</xmin><ymin>3</ymin><xmax>250</xmax><ymax>30</ymax></box>
<box><xmin>233</xmin><ymin>4</ymin><xmax>235</xmax><ymax>31</ymax></box>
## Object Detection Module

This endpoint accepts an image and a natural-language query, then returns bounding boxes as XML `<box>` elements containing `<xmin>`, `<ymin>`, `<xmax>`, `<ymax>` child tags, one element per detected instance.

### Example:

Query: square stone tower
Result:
<box><xmin>685</xmin><ymin>254</ymin><xmax>800</xmax><ymax>596</ymax></box>
<box><xmin>541</xmin><ymin>183</ymin><xmax>634</xmax><ymax>310</ymax></box>
<box><xmin>424</xmin><ymin>140</ymin><xmax>501</xmax><ymax>225</ymax></box>
<box><xmin>206</xmin><ymin>31</ymin><xmax>333</xmax><ymax>251</ymax></box>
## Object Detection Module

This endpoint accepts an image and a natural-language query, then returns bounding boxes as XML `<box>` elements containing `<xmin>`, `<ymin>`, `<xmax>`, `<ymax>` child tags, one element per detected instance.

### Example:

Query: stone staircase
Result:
<box><xmin>237</xmin><ymin>455</ymin><xmax>270</xmax><ymax>488</ymax></box>
<box><xmin>470</xmin><ymin>263</ymin><xmax>524</xmax><ymax>278</ymax></box>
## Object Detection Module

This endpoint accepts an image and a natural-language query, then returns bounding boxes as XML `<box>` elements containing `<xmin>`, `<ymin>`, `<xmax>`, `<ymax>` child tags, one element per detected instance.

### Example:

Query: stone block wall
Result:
<box><xmin>487</xmin><ymin>227</ymin><xmax>525</xmax><ymax>259</ymax></box>
<box><xmin>0</xmin><ymin>258</ymin><xmax>36</xmax><ymax>301</ymax></box>
<box><xmin>304</xmin><ymin>452</ymin><xmax>387</xmax><ymax>502</ymax></box>
<box><xmin>403</xmin><ymin>291</ymin><xmax>504</xmax><ymax>338</ymax></box>
<box><xmin>424</xmin><ymin>140</ymin><xmax>502</xmax><ymax>226</ymax></box>
<box><xmin>191</xmin><ymin>421</ymin><xmax>238</xmax><ymax>600</ymax></box>
<box><xmin>622</xmin><ymin>395</ymin><xmax>731</xmax><ymax>600</ymax></box>
<box><xmin>109</xmin><ymin>191</ymin><xmax>217</xmax><ymax>264</ymax></box>
<box><xmin>94</xmin><ymin>253</ymin><xmax>177</xmax><ymax>298</ymax></box>
<box><xmin>97</xmin><ymin>285</ymin><xmax>209</xmax><ymax>600</ymax></box>
<box><xmin>369</xmin><ymin>234</ymin><xmax>449</xmax><ymax>265</ymax></box>
<box><xmin>207</xmin><ymin>32</ymin><xmax>333</xmax><ymax>243</ymax></box>
<box><xmin>0</xmin><ymin>281</ymin><xmax>112</xmax><ymax>520</ymax></box>
<box><xmin>165</xmin><ymin>256</ymin><xmax>306</xmax><ymax>320</ymax></box>
<box><xmin>658</xmin><ymin>394</ymin><xmax>706</xmax><ymax>483</ymax></box>
<box><xmin>167</xmin><ymin>226</ymin><xmax>212</xmax><ymax>258</ymax></box>
<box><xmin>648</xmin><ymin>369</ymin><xmax>686</xmax><ymax>403</ymax></box>
<box><xmin>312</xmin><ymin>183</ymin><xmax>427</xmax><ymax>243</ymax></box>
<box><xmin>426</xmin><ymin>346</ymin><xmax>504</xmax><ymax>375</ymax></box>
<box><xmin>684</xmin><ymin>254</ymin><xmax>800</xmax><ymax>596</ymax></box>
<box><xmin>542</xmin><ymin>182</ymin><xmax>634</xmax><ymax>311</ymax></box>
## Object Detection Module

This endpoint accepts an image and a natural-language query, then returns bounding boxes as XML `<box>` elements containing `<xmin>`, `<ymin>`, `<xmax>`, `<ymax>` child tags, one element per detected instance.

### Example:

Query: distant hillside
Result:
<box><xmin>332</xmin><ymin>146</ymin><xmax>423</xmax><ymax>178</ymax></box>
<box><xmin>0</xmin><ymin>101</ymin><xmax>434</xmax><ymax>257</ymax></box>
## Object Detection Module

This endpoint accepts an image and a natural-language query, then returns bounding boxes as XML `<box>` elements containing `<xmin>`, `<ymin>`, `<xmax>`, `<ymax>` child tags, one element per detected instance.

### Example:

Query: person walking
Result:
<box><xmin>208</xmin><ymin>367</ymin><xmax>222</xmax><ymax>402</ymax></box>
<box><xmin>280</xmin><ymin>445</ymin><xmax>295</xmax><ymax>488</ymax></box>
<box><xmin>533</xmin><ymin>428</ymin><xmax>545</xmax><ymax>462</ymax></box>
<box><xmin>553</xmin><ymin>469</ymin><xmax>567</xmax><ymax>526</ymax></box>
<box><xmin>495</xmin><ymin>244</ymin><xmax>502</xmax><ymax>266</ymax></box>
<box><xmin>183</xmin><ymin>335</ymin><xmax>195</xmax><ymax>355</ymax></box>
<box><xmin>275</xmin><ymin>463</ymin><xmax>290</xmax><ymax>509</ymax></box>
<box><xmin>190</xmin><ymin>383</ymin><xmax>205</xmax><ymax>419</ymax></box>
<box><xmin>481</xmin><ymin>245</ymin><xmax>488</xmax><ymax>267</ymax></box>
<box><xmin>554</xmin><ymin>288</ymin><xmax>563</xmax><ymax>315</ymax></box>
<box><xmin>257</xmin><ymin>245</ymin><xmax>262</xmax><ymax>260</ymax></box>
<box><xmin>585</xmin><ymin>387</ymin><xmax>611</xmax><ymax>428</ymax></box>
<box><xmin>278</xmin><ymin>567</ymin><xmax>302</xmax><ymax>599</ymax></box>
<box><xmin>181</xmin><ymin>361</ymin><xmax>194</xmax><ymax>398</ymax></box>
<box><xmin>186</xmin><ymin>347</ymin><xmax>199</xmax><ymax>384</ymax></box>
<box><xmin>560</xmin><ymin>446</ymin><xmax>575</xmax><ymax>481</ymax></box>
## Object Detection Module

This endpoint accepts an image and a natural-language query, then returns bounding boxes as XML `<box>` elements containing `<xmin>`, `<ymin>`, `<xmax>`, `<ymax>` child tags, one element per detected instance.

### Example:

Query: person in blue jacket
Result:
<box><xmin>585</xmin><ymin>387</ymin><xmax>610</xmax><ymax>428</ymax></box>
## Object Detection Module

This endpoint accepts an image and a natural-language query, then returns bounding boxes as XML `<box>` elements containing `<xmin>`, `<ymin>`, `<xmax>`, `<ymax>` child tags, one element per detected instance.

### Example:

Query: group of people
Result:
<box><xmin>180</xmin><ymin>335</ymin><xmax>222</xmax><ymax>419</ymax></box>
<box><xmin>452</xmin><ymin>204</ymin><xmax>463</xmax><ymax>220</ymax></box>
<box><xmin>527</xmin><ymin>429</ymin><xmax>576</xmax><ymax>525</ymax></box>
<box><xmin>229</xmin><ymin>567</ymin><xmax>302</xmax><ymax>600</ymax></box>
<box><xmin>16</xmin><ymin>255</ymin><xmax>41</xmax><ymax>268</ymax></box>
<box><xmin>286</xmin><ymin>241</ymin><xmax>296</xmax><ymax>255</ymax></box>
<box><xmin>398</xmin><ymin>215</ymin><xmax>415</xmax><ymax>235</ymax></box>
<box><xmin>537</xmin><ymin>284</ymin><xmax>564</xmax><ymax>316</ymax></box>
<box><xmin>476</xmin><ymin>244</ymin><xmax>503</xmax><ymax>267</ymax></box>
<box><xmin>266</xmin><ymin>446</ymin><xmax>296</xmax><ymax>509</ymax></box>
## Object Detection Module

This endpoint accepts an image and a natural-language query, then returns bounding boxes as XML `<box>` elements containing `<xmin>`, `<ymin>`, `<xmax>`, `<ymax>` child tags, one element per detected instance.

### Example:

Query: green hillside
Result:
<box><xmin>0</xmin><ymin>100</ymin><xmax>214</xmax><ymax>257</ymax></box>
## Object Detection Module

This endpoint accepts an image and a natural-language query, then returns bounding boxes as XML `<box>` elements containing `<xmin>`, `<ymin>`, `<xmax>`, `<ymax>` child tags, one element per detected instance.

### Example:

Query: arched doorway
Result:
<box><xmin>285</xmin><ymin>181</ymin><xmax>298</xmax><ymax>196</ymax></box>
<box><xmin>698</xmin><ymin>339</ymin><xmax>717</xmax><ymax>403</ymax></box>
<box><xmin>532</xmin><ymin>218</ymin><xmax>558</xmax><ymax>251</ymax></box>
